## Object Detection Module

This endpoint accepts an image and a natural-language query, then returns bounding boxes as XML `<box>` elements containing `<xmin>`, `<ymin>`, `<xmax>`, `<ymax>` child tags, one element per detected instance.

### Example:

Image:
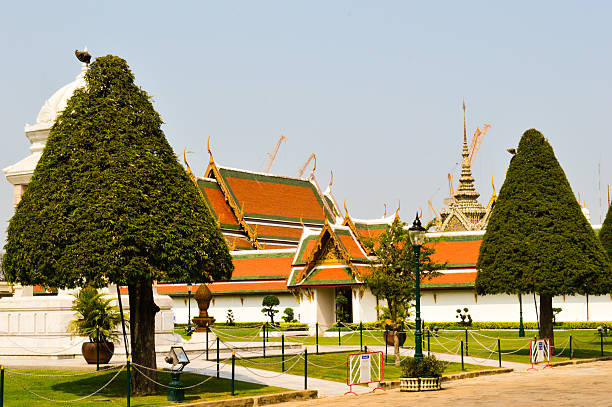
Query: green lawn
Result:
<box><xmin>1</xmin><ymin>367</ymin><xmax>287</xmax><ymax>407</ymax></box>
<box><xmin>205</xmin><ymin>325</ymin><xmax>612</xmax><ymax>365</ymax></box>
<box><xmin>234</xmin><ymin>351</ymin><xmax>495</xmax><ymax>383</ymax></box>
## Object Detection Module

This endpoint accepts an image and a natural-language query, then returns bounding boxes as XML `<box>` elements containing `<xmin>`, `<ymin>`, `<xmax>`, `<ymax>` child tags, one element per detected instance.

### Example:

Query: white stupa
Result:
<box><xmin>0</xmin><ymin>53</ymin><xmax>176</xmax><ymax>359</ymax></box>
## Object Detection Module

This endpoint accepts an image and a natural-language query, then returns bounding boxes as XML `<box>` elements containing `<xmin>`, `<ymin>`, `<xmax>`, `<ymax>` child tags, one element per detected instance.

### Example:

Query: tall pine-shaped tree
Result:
<box><xmin>600</xmin><ymin>204</ymin><xmax>612</xmax><ymax>260</ymax></box>
<box><xmin>3</xmin><ymin>55</ymin><xmax>233</xmax><ymax>395</ymax></box>
<box><xmin>476</xmin><ymin>129</ymin><xmax>611</xmax><ymax>347</ymax></box>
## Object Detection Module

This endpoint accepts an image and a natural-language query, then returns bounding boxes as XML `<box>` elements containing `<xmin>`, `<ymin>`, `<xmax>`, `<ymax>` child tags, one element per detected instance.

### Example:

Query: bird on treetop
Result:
<box><xmin>75</xmin><ymin>48</ymin><xmax>91</xmax><ymax>64</ymax></box>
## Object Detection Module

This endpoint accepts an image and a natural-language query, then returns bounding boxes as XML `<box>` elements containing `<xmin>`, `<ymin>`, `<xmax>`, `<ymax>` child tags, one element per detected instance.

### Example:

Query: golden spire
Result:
<box><xmin>463</xmin><ymin>99</ymin><xmax>467</xmax><ymax>145</ymax></box>
<box><xmin>383</xmin><ymin>203</ymin><xmax>387</xmax><ymax>217</ymax></box>
<box><xmin>328</xmin><ymin>170</ymin><xmax>333</xmax><ymax>189</ymax></box>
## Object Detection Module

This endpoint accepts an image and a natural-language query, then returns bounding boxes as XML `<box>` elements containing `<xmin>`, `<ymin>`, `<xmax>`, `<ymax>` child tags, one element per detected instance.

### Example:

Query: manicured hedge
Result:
<box><xmin>426</xmin><ymin>321</ymin><xmax>612</xmax><ymax>330</ymax></box>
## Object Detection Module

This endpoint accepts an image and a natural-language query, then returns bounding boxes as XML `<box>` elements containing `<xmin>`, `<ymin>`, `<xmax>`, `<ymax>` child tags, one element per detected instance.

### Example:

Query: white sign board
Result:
<box><xmin>359</xmin><ymin>354</ymin><xmax>371</xmax><ymax>383</ymax></box>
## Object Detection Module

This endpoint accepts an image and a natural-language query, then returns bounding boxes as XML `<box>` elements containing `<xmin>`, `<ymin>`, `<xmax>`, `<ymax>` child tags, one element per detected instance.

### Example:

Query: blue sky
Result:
<box><xmin>1</xmin><ymin>1</ymin><xmax>610</xmax><ymax>243</ymax></box>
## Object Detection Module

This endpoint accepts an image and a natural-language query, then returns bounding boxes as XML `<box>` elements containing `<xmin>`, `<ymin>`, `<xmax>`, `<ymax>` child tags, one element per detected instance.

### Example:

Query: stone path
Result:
<box><xmin>277</xmin><ymin>360</ymin><xmax>612</xmax><ymax>407</ymax></box>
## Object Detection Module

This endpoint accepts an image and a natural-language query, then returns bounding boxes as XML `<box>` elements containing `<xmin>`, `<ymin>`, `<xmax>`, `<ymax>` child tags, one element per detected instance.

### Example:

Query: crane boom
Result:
<box><xmin>296</xmin><ymin>153</ymin><xmax>316</xmax><ymax>177</ymax></box>
<box><xmin>264</xmin><ymin>136</ymin><xmax>287</xmax><ymax>173</ymax></box>
<box><xmin>467</xmin><ymin>124</ymin><xmax>491</xmax><ymax>166</ymax></box>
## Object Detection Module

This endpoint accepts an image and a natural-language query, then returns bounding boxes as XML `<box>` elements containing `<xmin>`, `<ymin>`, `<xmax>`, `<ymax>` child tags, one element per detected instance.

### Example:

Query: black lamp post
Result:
<box><xmin>186</xmin><ymin>283</ymin><xmax>193</xmax><ymax>337</ymax></box>
<box><xmin>409</xmin><ymin>212</ymin><xmax>426</xmax><ymax>360</ymax></box>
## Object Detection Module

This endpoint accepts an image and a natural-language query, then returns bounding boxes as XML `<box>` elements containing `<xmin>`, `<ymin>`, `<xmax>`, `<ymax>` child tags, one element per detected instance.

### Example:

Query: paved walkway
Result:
<box><xmin>278</xmin><ymin>360</ymin><xmax>612</xmax><ymax>407</ymax></box>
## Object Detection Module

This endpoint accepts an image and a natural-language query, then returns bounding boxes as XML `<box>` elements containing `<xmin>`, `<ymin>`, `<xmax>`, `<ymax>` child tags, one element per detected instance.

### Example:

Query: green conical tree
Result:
<box><xmin>3</xmin><ymin>56</ymin><xmax>233</xmax><ymax>395</ymax></box>
<box><xmin>600</xmin><ymin>204</ymin><xmax>612</xmax><ymax>260</ymax></box>
<box><xmin>476</xmin><ymin>129</ymin><xmax>612</xmax><ymax>347</ymax></box>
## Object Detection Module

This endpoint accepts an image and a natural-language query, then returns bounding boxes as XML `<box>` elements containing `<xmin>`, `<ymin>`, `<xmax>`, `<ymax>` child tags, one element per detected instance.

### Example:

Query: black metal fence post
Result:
<box><xmin>569</xmin><ymin>334</ymin><xmax>573</xmax><ymax>360</ymax></box>
<box><xmin>497</xmin><ymin>337</ymin><xmax>502</xmax><ymax>367</ymax></box>
<box><xmin>1</xmin><ymin>364</ymin><xmax>4</xmax><ymax>407</ymax></box>
<box><xmin>601</xmin><ymin>331</ymin><xmax>604</xmax><ymax>357</ymax></box>
<box><xmin>385</xmin><ymin>328</ymin><xmax>388</xmax><ymax>363</ymax></box>
<box><xmin>282</xmin><ymin>333</ymin><xmax>285</xmax><ymax>372</ymax></box>
<box><xmin>315</xmin><ymin>322</ymin><xmax>319</xmax><ymax>354</ymax></box>
<box><xmin>206</xmin><ymin>326</ymin><xmax>209</xmax><ymax>360</ymax></box>
<box><xmin>465</xmin><ymin>328</ymin><xmax>469</xmax><ymax>356</ymax></box>
<box><xmin>231</xmin><ymin>351</ymin><xmax>235</xmax><ymax>396</ymax></box>
<box><xmin>126</xmin><ymin>357</ymin><xmax>131</xmax><ymax>407</ymax></box>
<box><xmin>263</xmin><ymin>328</ymin><xmax>266</xmax><ymax>358</ymax></box>
<box><xmin>460</xmin><ymin>340</ymin><xmax>465</xmax><ymax>371</ymax></box>
<box><xmin>338</xmin><ymin>323</ymin><xmax>341</xmax><ymax>346</ymax></box>
<box><xmin>216</xmin><ymin>337</ymin><xmax>220</xmax><ymax>378</ymax></box>
<box><xmin>427</xmin><ymin>329</ymin><xmax>431</xmax><ymax>356</ymax></box>
<box><xmin>304</xmin><ymin>347</ymin><xmax>308</xmax><ymax>390</ymax></box>
<box><xmin>360</xmin><ymin>321</ymin><xmax>363</xmax><ymax>351</ymax></box>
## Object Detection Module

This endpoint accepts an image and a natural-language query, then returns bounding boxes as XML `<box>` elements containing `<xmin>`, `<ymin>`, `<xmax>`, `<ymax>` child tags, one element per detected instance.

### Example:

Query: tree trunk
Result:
<box><xmin>389</xmin><ymin>300</ymin><xmax>400</xmax><ymax>366</ymax></box>
<box><xmin>128</xmin><ymin>278</ymin><xmax>158</xmax><ymax>396</ymax></box>
<box><xmin>539</xmin><ymin>294</ymin><xmax>555</xmax><ymax>351</ymax></box>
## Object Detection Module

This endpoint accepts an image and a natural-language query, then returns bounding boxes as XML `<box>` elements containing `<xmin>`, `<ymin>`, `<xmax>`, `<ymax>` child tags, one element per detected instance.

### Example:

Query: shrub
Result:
<box><xmin>226</xmin><ymin>309</ymin><xmax>235</xmax><ymax>326</ymax></box>
<box><xmin>261</xmin><ymin>295</ymin><xmax>280</xmax><ymax>324</ymax></box>
<box><xmin>401</xmin><ymin>355</ymin><xmax>446</xmax><ymax>378</ymax></box>
<box><xmin>282</xmin><ymin>307</ymin><xmax>297</xmax><ymax>323</ymax></box>
<box><xmin>68</xmin><ymin>286</ymin><xmax>125</xmax><ymax>343</ymax></box>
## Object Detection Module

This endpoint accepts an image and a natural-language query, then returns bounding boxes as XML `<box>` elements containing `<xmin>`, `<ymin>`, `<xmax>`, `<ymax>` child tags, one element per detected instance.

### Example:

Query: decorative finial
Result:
<box><xmin>491</xmin><ymin>175</ymin><xmax>496</xmax><ymax>196</ymax></box>
<box><xmin>462</xmin><ymin>99</ymin><xmax>467</xmax><ymax>144</ymax></box>
<box><xmin>394</xmin><ymin>200</ymin><xmax>401</xmax><ymax>220</ymax></box>
<box><xmin>383</xmin><ymin>204</ymin><xmax>387</xmax><ymax>217</ymax></box>
<box><xmin>312</xmin><ymin>155</ymin><xmax>317</xmax><ymax>174</ymax></box>
<box><xmin>183</xmin><ymin>148</ymin><xmax>194</xmax><ymax>176</ymax></box>
<box><xmin>344</xmin><ymin>199</ymin><xmax>348</xmax><ymax>215</ymax></box>
<box><xmin>328</xmin><ymin>170</ymin><xmax>333</xmax><ymax>189</ymax></box>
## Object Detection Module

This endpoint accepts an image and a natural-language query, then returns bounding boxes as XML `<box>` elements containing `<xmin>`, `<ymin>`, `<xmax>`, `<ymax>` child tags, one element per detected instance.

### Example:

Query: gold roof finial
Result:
<box><xmin>312</xmin><ymin>155</ymin><xmax>317</xmax><ymax>174</ymax></box>
<box><xmin>383</xmin><ymin>203</ymin><xmax>387</xmax><ymax>217</ymax></box>
<box><xmin>344</xmin><ymin>199</ymin><xmax>348</xmax><ymax>216</ymax></box>
<box><xmin>183</xmin><ymin>148</ymin><xmax>194</xmax><ymax>177</ymax></box>
<box><xmin>394</xmin><ymin>200</ymin><xmax>401</xmax><ymax>220</ymax></box>
<box><xmin>328</xmin><ymin>170</ymin><xmax>333</xmax><ymax>189</ymax></box>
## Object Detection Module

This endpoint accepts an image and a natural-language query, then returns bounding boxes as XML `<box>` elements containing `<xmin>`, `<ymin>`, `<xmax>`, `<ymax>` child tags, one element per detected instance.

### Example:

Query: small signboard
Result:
<box><xmin>346</xmin><ymin>351</ymin><xmax>383</xmax><ymax>395</ymax></box>
<box><xmin>529</xmin><ymin>338</ymin><xmax>552</xmax><ymax>370</ymax></box>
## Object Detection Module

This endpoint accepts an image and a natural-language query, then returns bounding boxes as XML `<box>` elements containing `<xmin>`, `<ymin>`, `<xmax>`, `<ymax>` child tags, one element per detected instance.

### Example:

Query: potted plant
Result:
<box><xmin>68</xmin><ymin>286</ymin><xmax>125</xmax><ymax>364</ymax></box>
<box><xmin>382</xmin><ymin>318</ymin><xmax>407</xmax><ymax>346</ymax></box>
<box><xmin>400</xmin><ymin>355</ymin><xmax>446</xmax><ymax>392</ymax></box>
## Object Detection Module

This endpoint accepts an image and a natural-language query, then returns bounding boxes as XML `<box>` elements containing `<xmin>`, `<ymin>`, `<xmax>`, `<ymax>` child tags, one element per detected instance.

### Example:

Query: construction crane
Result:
<box><xmin>264</xmin><ymin>136</ymin><xmax>287</xmax><ymax>173</ymax></box>
<box><xmin>467</xmin><ymin>124</ymin><xmax>491</xmax><ymax>167</ymax></box>
<box><xmin>444</xmin><ymin>173</ymin><xmax>457</xmax><ymax>206</ymax></box>
<box><xmin>296</xmin><ymin>153</ymin><xmax>316</xmax><ymax>178</ymax></box>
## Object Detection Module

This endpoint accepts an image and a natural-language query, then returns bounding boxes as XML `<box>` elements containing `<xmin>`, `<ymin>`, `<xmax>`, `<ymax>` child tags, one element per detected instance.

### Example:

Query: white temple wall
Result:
<box><xmin>352</xmin><ymin>287</ymin><xmax>378</xmax><ymax>323</ymax></box>
<box><xmin>172</xmin><ymin>293</ymin><xmax>300</xmax><ymax>325</ymax></box>
<box><xmin>169</xmin><ymin>289</ymin><xmax>612</xmax><ymax>328</ymax></box>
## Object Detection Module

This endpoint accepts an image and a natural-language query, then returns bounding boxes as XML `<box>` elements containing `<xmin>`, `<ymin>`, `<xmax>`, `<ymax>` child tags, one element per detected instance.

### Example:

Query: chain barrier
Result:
<box><xmin>130</xmin><ymin>364</ymin><xmax>217</xmax><ymax>389</ymax></box>
<box><xmin>234</xmin><ymin>352</ymin><xmax>301</xmax><ymax>366</ymax></box>
<box><xmin>5</xmin><ymin>364</ymin><xmax>123</xmax><ymax>377</ymax></box>
<box><xmin>237</xmin><ymin>352</ymin><xmax>304</xmax><ymax>378</ymax></box>
<box><xmin>2</xmin><ymin>336</ymin><xmax>87</xmax><ymax>355</ymax></box>
<box><xmin>5</xmin><ymin>364</ymin><xmax>125</xmax><ymax>403</ymax></box>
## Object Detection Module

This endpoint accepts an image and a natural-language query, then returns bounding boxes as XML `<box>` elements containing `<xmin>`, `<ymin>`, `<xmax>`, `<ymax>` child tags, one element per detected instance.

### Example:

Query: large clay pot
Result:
<box><xmin>82</xmin><ymin>342</ymin><xmax>115</xmax><ymax>364</ymax></box>
<box><xmin>383</xmin><ymin>331</ymin><xmax>407</xmax><ymax>347</ymax></box>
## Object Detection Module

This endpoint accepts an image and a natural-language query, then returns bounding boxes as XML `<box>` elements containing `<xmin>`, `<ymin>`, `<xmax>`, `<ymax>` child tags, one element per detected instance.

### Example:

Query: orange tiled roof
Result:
<box><xmin>153</xmin><ymin>281</ymin><xmax>289</xmax><ymax>296</ymax></box>
<box><xmin>231</xmin><ymin>251</ymin><xmax>295</xmax><ymax>280</ymax></box>
<box><xmin>422</xmin><ymin>271</ymin><xmax>477</xmax><ymax>287</ymax></box>
<box><xmin>252</xmin><ymin>224</ymin><xmax>304</xmax><ymax>241</ymax></box>
<box><xmin>198</xmin><ymin>179</ymin><xmax>240</xmax><ymax>228</ymax></box>
<box><xmin>427</xmin><ymin>239</ymin><xmax>482</xmax><ymax>267</ymax></box>
<box><xmin>217</xmin><ymin>167</ymin><xmax>333</xmax><ymax>223</ymax></box>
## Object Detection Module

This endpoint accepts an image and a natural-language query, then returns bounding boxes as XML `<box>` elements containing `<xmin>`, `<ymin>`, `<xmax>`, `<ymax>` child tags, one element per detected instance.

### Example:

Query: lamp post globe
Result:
<box><xmin>409</xmin><ymin>212</ymin><xmax>426</xmax><ymax>360</ymax></box>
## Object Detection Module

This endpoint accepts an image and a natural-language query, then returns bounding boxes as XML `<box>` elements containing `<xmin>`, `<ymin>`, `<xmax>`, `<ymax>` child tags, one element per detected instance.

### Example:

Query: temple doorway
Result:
<box><xmin>335</xmin><ymin>287</ymin><xmax>353</xmax><ymax>323</ymax></box>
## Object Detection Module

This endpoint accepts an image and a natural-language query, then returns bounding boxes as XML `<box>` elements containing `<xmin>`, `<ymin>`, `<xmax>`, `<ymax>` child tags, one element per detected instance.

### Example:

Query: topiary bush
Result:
<box><xmin>401</xmin><ymin>355</ymin><xmax>446</xmax><ymax>378</ymax></box>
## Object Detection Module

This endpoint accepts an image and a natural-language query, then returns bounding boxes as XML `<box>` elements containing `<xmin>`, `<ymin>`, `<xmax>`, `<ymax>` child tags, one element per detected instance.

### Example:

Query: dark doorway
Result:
<box><xmin>335</xmin><ymin>287</ymin><xmax>353</xmax><ymax>323</ymax></box>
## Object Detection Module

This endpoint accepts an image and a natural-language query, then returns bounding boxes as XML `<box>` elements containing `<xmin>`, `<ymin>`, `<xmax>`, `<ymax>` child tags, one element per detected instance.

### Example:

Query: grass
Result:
<box><xmin>205</xmin><ymin>325</ymin><xmax>612</xmax><ymax>365</ymax></box>
<box><xmin>1</xmin><ymin>367</ymin><xmax>287</xmax><ymax>407</ymax></box>
<box><xmin>234</xmin><ymin>351</ymin><xmax>495</xmax><ymax>383</ymax></box>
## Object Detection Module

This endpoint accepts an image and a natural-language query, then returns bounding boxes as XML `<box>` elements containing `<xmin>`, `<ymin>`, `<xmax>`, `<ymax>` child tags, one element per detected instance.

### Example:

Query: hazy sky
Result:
<box><xmin>1</xmin><ymin>1</ymin><xmax>610</xmax><ymax>244</ymax></box>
